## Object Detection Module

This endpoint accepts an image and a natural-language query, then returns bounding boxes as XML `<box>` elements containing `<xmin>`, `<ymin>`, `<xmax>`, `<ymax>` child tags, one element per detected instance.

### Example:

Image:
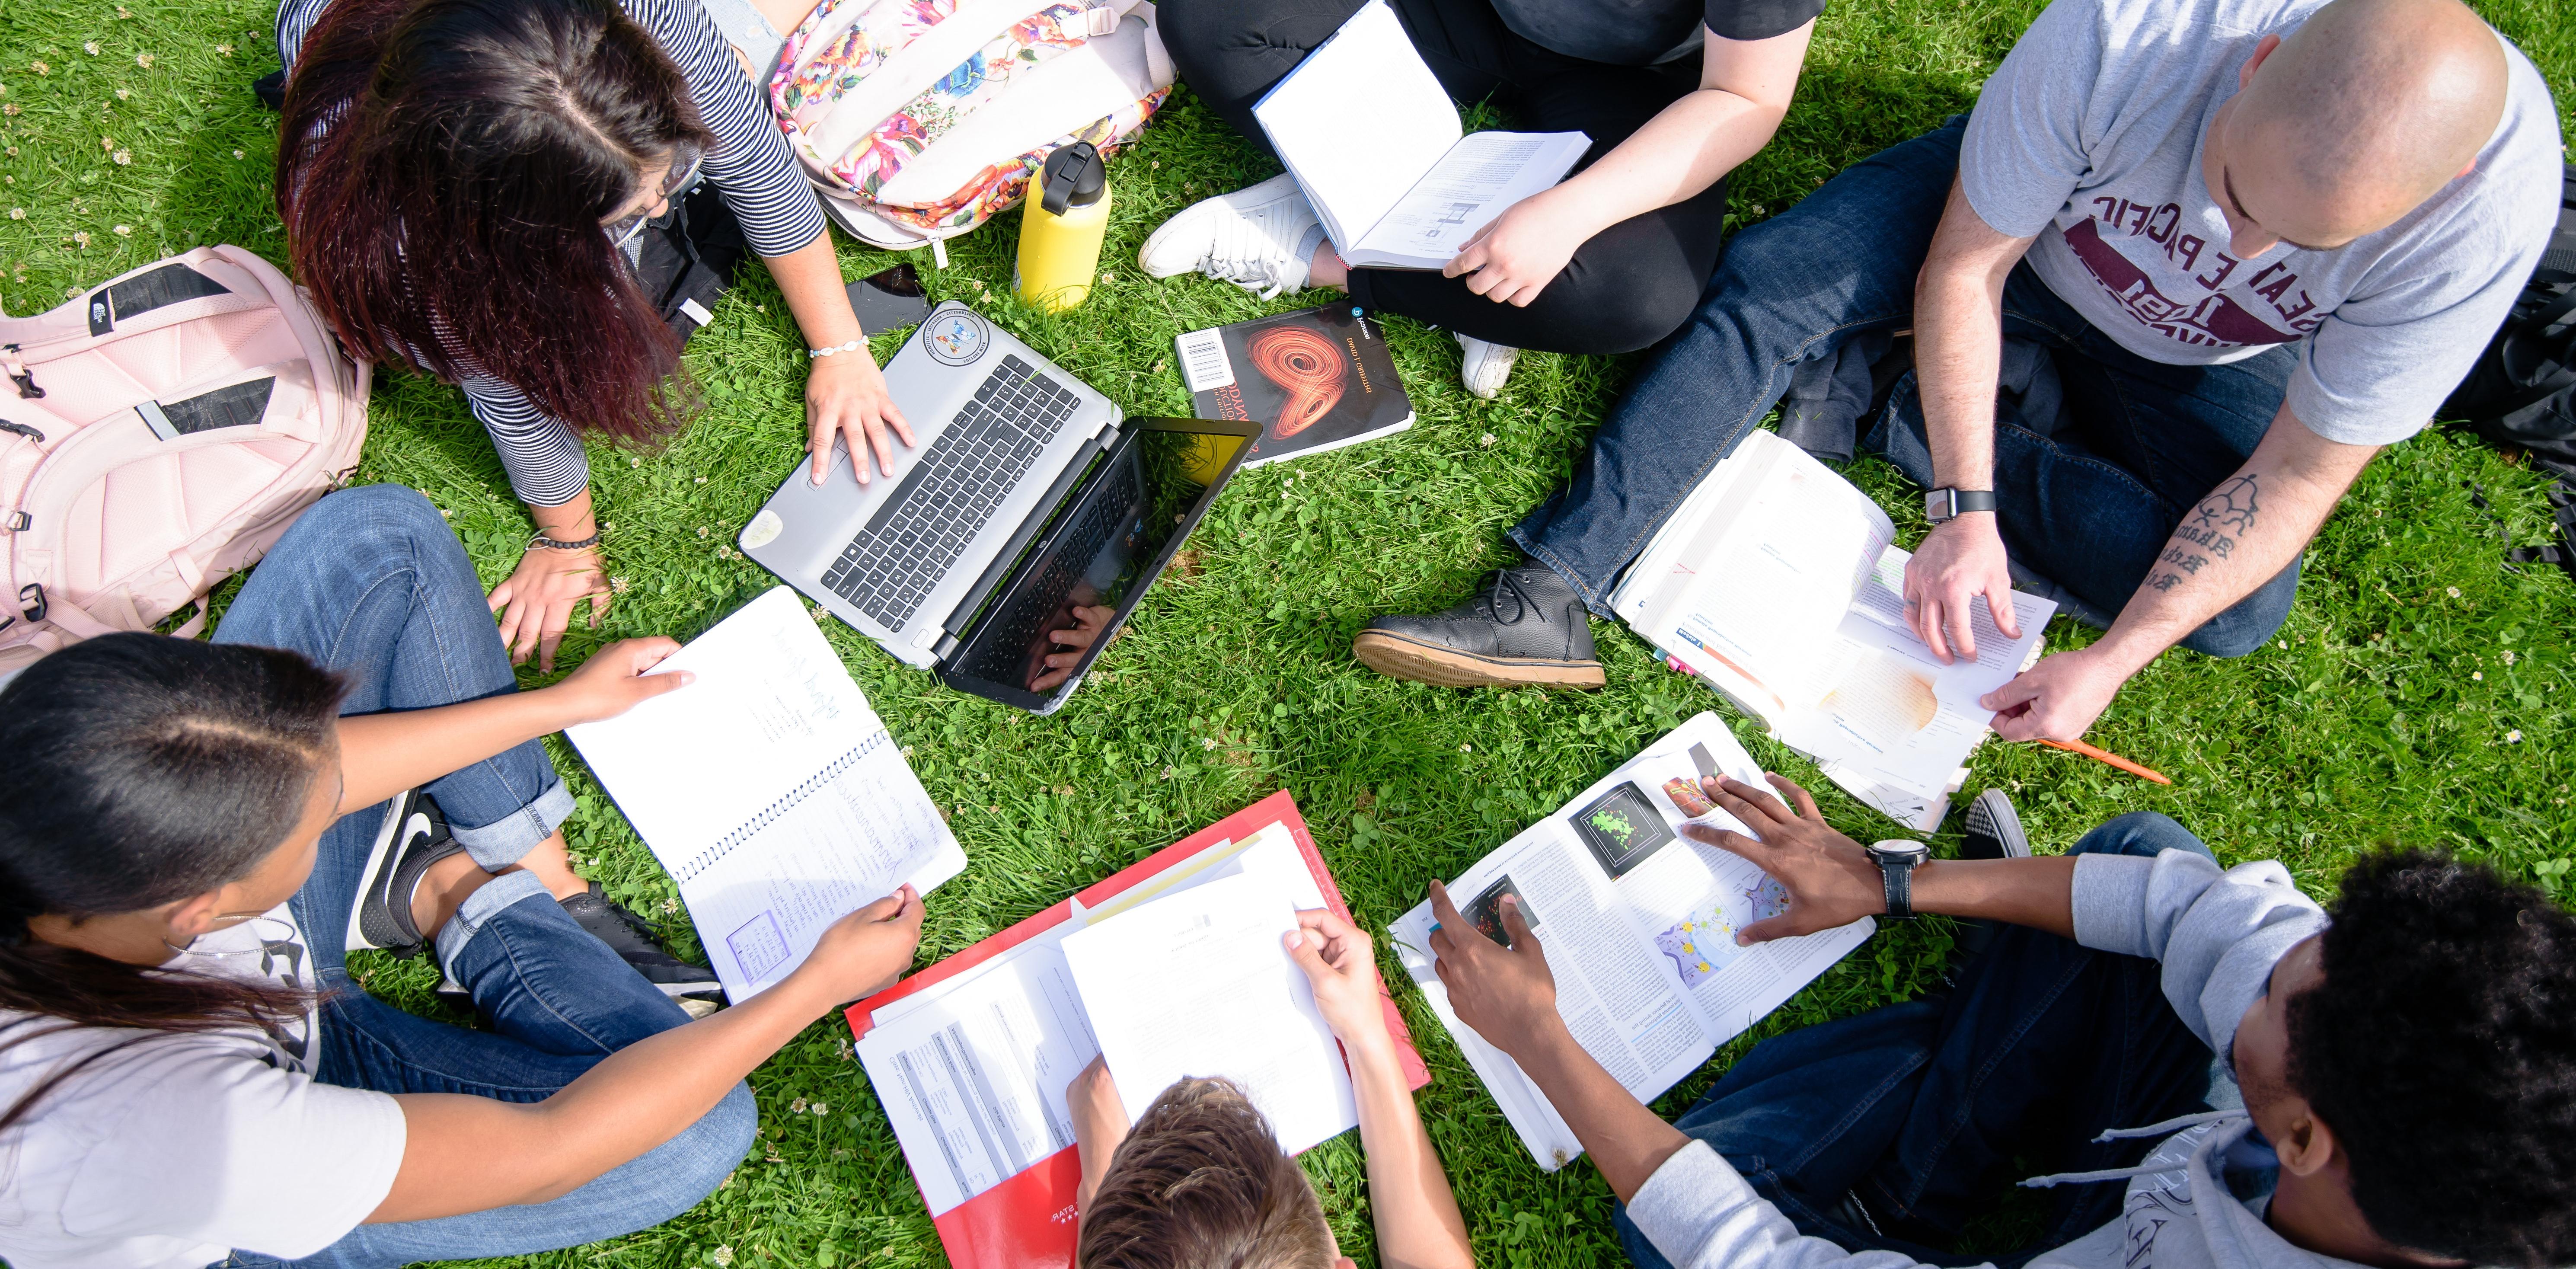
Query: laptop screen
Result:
<box><xmin>941</xmin><ymin>419</ymin><xmax>1256</xmax><ymax>712</ymax></box>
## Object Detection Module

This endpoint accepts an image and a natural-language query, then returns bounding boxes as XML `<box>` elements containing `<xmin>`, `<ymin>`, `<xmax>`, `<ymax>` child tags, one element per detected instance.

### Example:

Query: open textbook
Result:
<box><xmin>1607</xmin><ymin>432</ymin><xmax>2059</xmax><ymax>831</ymax></box>
<box><xmin>853</xmin><ymin>814</ymin><xmax>1385</xmax><ymax>1225</ymax></box>
<box><xmin>1253</xmin><ymin>0</ymin><xmax>1589</xmax><ymax>270</ymax></box>
<box><xmin>1391</xmin><ymin>713</ymin><xmax>1873</xmax><ymax>1170</ymax></box>
<box><xmin>565</xmin><ymin>586</ymin><xmax>966</xmax><ymax>1001</ymax></box>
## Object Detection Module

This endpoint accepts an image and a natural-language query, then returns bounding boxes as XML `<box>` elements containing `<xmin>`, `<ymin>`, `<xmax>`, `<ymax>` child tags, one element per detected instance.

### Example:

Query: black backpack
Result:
<box><xmin>2442</xmin><ymin>162</ymin><xmax>2576</xmax><ymax>579</ymax></box>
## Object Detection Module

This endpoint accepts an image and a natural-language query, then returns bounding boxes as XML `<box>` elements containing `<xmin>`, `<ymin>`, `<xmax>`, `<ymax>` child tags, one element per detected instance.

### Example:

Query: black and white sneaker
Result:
<box><xmin>1962</xmin><ymin>789</ymin><xmax>2032</xmax><ymax>861</ymax></box>
<box><xmin>346</xmin><ymin>790</ymin><xmax>465</xmax><ymax>958</ymax></box>
<box><xmin>559</xmin><ymin>882</ymin><xmax>723</xmax><ymax>1001</ymax></box>
<box><xmin>1949</xmin><ymin>790</ymin><xmax>2033</xmax><ymax>973</ymax></box>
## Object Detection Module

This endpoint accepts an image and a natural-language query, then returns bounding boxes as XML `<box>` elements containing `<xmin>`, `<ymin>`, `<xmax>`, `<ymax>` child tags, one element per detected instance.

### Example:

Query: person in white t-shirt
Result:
<box><xmin>1349</xmin><ymin>0</ymin><xmax>2561</xmax><ymax>730</ymax></box>
<box><xmin>0</xmin><ymin>484</ymin><xmax>927</xmax><ymax>1269</ymax></box>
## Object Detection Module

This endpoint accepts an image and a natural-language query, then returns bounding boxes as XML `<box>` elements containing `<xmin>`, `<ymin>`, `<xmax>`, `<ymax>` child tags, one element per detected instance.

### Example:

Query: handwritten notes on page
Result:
<box><xmin>569</xmin><ymin>586</ymin><xmax>965</xmax><ymax>1001</ymax></box>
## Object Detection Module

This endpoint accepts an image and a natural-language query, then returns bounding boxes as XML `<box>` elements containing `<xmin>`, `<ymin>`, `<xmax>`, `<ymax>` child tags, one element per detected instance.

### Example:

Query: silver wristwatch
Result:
<box><xmin>1865</xmin><ymin>839</ymin><xmax>1930</xmax><ymax>920</ymax></box>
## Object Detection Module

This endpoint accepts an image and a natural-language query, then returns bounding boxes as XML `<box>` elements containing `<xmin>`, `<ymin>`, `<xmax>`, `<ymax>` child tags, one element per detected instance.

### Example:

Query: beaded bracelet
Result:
<box><xmin>808</xmin><ymin>339</ymin><xmax>864</xmax><ymax>359</ymax></box>
<box><xmin>528</xmin><ymin>530</ymin><xmax>602</xmax><ymax>552</ymax></box>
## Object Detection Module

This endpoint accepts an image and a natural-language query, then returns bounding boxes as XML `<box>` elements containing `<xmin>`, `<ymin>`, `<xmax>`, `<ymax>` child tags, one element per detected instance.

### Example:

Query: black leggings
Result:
<box><xmin>1159</xmin><ymin>0</ymin><xmax>1730</xmax><ymax>355</ymax></box>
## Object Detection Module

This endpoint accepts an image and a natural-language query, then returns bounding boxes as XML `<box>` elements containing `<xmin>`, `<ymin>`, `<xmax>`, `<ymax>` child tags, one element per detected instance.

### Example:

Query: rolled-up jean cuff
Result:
<box><xmin>450</xmin><ymin>778</ymin><xmax>576</xmax><ymax>870</ymax></box>
<box><xmin>435</xmin><ymin>870</ymin><xmax>555</xmax><ymax>978</ymax></box>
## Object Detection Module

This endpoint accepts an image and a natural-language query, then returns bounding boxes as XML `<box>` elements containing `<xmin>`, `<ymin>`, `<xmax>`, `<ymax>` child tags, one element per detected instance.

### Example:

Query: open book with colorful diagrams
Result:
<box><xmin>1388</xmin><ymin>713</ymin><xmax>1874</xmax><ymax>1170</ymax></box>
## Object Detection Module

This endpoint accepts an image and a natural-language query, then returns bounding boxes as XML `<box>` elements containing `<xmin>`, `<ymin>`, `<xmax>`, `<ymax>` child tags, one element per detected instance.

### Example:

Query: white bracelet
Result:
<box><xmin>808</xmin><ymin>340</ymin><xmax>864</xmax><ymax>359</ymax></box>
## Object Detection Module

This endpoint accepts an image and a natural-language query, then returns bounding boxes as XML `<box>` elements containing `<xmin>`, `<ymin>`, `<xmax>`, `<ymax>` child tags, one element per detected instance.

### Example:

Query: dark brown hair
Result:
<box><xmin>1078</xmin><ymin>1078</ymin><xmax>1338</xmax><ymax>1269</ymax></box>
<box><xmin>278</xmin><ymin>0</ymin><xmax>712</xmax><ymax>444</ymax></box>
<box><xmin>0</xmin><ymin>634</ymin><xmax>345</xmax><ymax>1132</ymax></box>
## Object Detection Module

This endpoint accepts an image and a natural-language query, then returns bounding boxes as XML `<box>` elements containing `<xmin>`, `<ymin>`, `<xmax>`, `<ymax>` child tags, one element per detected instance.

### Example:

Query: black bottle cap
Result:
<box><xmin>1039</xmin><ymin>141</ymin><xmax>1107</xmax><ymax>216</ymax></box>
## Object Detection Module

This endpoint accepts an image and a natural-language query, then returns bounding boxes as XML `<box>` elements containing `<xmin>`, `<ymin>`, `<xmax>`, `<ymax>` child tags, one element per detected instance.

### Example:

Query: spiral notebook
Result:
<box><xmin>567</xmin><ymin>586</ymin><xmax>967</xmax><ymax>1001</ymax></box>
<box><xmin>1174</xmin><ymin>304</ymin><xmax>1413</xmax><ymax>467</ymax></box>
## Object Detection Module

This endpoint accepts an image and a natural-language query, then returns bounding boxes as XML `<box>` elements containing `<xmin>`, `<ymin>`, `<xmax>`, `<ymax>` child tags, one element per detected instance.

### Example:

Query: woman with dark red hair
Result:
<box><xmin>277</xmin><ymin>0</ymin><xmax>906</xmax><ymax>671</ymax></box>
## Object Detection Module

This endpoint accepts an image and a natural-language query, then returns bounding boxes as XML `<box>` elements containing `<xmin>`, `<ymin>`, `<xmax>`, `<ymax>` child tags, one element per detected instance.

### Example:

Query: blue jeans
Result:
<box><xmin>1510</xmin><ymin>119</ymin><xmax>2300</xmax><ymax>658</ymax></box>
<box><xmin>1615</xmin><ymin>815</ymin><xmax>2222</xmax><ymax>1269</ymax></box>
<box><xmin>213</xmin><ymin>485</ymin><xmax>755</xmax><ymax>1269</ymax></box>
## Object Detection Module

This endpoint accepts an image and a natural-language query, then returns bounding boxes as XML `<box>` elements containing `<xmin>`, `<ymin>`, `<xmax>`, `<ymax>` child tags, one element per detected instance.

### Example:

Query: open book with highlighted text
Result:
<box><xmin>1607</xmin><ymin>432</ymin><xmax>2058</xmax><ymax>831</ymax></box>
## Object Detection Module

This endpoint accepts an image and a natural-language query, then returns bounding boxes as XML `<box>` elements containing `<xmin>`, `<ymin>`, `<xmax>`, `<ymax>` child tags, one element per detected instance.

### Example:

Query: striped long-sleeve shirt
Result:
<box><xmin>278</xmin><ymin>0</ymin><xmax>826</xmax><ymax>508</ymax></box>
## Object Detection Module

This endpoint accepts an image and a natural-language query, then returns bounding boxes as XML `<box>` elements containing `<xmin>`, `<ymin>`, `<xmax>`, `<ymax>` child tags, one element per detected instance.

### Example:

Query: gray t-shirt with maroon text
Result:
<box><xmin>1960</xmin><ymin>0</ymin><xmax>2562</xmax><ymax>446</ymax></box>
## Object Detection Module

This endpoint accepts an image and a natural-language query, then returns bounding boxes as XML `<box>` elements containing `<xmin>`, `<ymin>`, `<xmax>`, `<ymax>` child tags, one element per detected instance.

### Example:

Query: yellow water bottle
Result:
<box><xmin>1015</xmin><ymin>141</ymin><xmax>1111</xmax><ymax>313</ymax></box>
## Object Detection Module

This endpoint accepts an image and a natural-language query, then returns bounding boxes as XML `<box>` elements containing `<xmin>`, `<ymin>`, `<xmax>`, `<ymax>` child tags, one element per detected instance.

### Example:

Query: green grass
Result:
<box><xmin>6</xmin><ymin>2</ymin><xmax>2575</xmax><ymax>1267</ymax></box>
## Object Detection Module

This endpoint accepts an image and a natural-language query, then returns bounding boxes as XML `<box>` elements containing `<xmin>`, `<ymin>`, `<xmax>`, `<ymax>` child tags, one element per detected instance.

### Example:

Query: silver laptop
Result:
<box><xmin>738</xmin><ymin>301</ymin><xmax>1258</xmax><ymax>713</ymax></box>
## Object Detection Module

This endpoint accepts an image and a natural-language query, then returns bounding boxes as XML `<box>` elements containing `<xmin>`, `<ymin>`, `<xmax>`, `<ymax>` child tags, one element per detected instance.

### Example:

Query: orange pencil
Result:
<box><xmin>2039</xmin><ymin>737</ymin><xmax>2174</xmax><ymax>785</ymax></box>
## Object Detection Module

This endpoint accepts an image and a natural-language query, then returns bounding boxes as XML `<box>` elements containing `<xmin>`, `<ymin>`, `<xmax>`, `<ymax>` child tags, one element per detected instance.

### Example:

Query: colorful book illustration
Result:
<box><xmin>1173</xmin><ymin>304</ymin><xmax>1414</xmax><ymax>470</ymax></box>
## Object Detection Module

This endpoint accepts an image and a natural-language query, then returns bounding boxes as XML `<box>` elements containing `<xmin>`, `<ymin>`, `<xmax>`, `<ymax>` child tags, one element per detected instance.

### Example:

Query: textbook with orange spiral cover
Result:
<box><xmin>1174</xmin><ymin>304</ymin><xmax>1414</xmax><ymax>468</ymax></box>
<box><xmin>845</xmin><ymin>791</ymin><xmax>1430</xmax><ymax>1269</ymax></box>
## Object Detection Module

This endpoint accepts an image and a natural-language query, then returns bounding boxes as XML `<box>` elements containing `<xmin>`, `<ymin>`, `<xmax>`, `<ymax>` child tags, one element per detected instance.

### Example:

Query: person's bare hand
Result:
<box><xmin>1069</xmin><ymin>1055</ymin><xmax>1129</xmax><ymax>1215</ymax></box>
<box><xmin>1426</xmin><ymin>879</ymin><xmax>1559</xmax><ymax>1058</ymax></box>
<box><xmin>1441</xmin><ymin>192</ymin><xmax>1583</xmax><ymax>307</ymax></box>
<box><xmin>1682</xmin><ymin>775</ymin><xmax>1883</xmax><ymax>942</ymax></box>
<box><xmin>1981</xmin><ymin>645</ymin><xmax>2127</xmax><ymax>742</ymax></box>
<box><xmin>546</xmin><ymin>637</ymin><xmax>693</xmax><ymax>725</ymax></box>
<box><xmin>1029</xmin><ymin>605</ymin><xmax>1114</xmax><ymax>693</ymax></box>
<box><xmin>806</xmin><ymin>349</ymin><xmax>916</xmax><ymax>487</ymax></box>
<box><xmin>1902</xmin><ymin>513</ymin><xmax>2020</xmax><ymax>664</ymax></box>
<box><xmin>488</xmin><ymin>544</ymin><xmax>607</xmax><ymax>672</ymax></box>
<box><xmin>789</xmin><ymin>885</ymin><xmax>924</xmax><ymax>1006</ymax></box>
<box><xmin>1284</xmin><ymin>908</ymin><xmax>1395</xmax><ymax>1056</ymax></box>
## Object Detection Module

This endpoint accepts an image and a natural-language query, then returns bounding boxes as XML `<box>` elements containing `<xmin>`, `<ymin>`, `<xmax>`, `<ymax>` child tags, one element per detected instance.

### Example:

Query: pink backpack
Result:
<box><xmin>0</xmin><ymin>246</ymin><xmax>370</xmax><ymax>678</ymax></box>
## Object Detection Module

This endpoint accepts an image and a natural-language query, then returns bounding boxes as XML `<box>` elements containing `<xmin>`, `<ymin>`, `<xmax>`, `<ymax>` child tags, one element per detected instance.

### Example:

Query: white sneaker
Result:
<box><xmin>1139</xmin><ymin>173</ymin><xmax>1325</xmax><ymax>300</ymax></box>
<box><xmin>1458</xmin><ymin>333</ymin><xmax>1520</xmax><ymax>400</ymax></box>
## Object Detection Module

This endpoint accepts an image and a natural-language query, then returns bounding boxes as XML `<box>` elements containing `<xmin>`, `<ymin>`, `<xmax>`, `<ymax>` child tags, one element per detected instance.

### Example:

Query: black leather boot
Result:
<box><xmin>1353</xmin><ymin>560</ymin><xmax>1605</xmax><ymax>688</ymax></box>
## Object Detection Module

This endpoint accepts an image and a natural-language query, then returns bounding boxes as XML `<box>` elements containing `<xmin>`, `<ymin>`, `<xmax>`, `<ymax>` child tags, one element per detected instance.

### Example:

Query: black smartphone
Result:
<box><xmin>846</xmin><ymin>264</ymin><xmax>930</xmax><ymax>333</ymax></box>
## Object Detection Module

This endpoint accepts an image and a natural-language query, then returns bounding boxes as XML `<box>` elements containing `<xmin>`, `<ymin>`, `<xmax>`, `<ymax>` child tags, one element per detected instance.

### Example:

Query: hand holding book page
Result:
<box><xmin>1389</xmin><ymin>713</ymin><xmax>1873</xmax><ymax>1169</ymax></box>
<box><xmin>1060</xmin><ymin>871</ymin><xmax>1362</xmax><ymax>1155</ymax></box>
<box><xmin>1609</xmin><ymin>433</ymin><xmax>2057</xmax><ymax>827</ymax></box>
<box><xmin>567</xmin><ymin>586</ymin><xmax>966</xmax><ymax>1001</ymax></box>
<box><xmin>1253</xmin><ymin>0</ymin><xmax>1589</xmax><ymax>270</ymax></box>
<box><xmin>852</xmin><ymin>820</ymin><xmax>1341</xmax><ymax>1217</ymax></box>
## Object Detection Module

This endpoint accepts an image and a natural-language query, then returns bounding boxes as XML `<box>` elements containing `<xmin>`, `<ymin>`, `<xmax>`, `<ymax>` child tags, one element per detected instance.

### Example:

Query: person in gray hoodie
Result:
<box><xmin>1426</xmin><ymin>775</ymin><xmax>2576</xmax><ymax>1269</ymax></box>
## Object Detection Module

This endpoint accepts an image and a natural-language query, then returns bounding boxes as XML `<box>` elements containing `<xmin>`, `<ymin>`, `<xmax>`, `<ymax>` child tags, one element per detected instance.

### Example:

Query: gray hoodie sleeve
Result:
<box><xmin>2069</xmin><ymin>850</ymin><xmax>2328</xmax><ymax>1061</ymax></box>
<box><xmin>1622</xmin><ymin>848</ymin><xmax>2327</xmax><ymax>1269</ymax></box>
<box><xmin>1626</xmin><ymin>1141</ymin><xmax>1956</xmax><ymax>1269</ymax></box>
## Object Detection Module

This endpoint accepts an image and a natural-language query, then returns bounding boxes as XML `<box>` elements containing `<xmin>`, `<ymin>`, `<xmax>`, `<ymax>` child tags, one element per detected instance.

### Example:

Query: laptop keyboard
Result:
<box><xmin>822</xmin><ymin>355</ymin><xmax>1082</xmax><ymax>632</ymax></box>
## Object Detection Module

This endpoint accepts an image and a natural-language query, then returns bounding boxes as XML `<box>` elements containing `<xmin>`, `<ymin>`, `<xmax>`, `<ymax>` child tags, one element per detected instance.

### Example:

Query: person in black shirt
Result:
<box><xmin>1141</xmin><ymin>0</ymin><xmax>1823</xmax><ymax>398</ymax></box>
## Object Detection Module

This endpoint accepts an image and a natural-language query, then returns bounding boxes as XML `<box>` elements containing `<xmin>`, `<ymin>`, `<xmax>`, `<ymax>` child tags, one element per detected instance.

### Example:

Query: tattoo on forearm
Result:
<box><xmin>2143</xmin><ymin>475</ymin><xmax>2260</xmax><ymax>598</ymax></box>
<box><xmin>2189</xmin><ymin>475</ymin><xmax>2260</xmax><ymax>534</ymax></box>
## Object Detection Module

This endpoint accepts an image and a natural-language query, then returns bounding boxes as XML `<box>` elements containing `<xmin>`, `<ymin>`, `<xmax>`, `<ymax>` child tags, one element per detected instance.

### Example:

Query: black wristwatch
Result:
<box><xmin>1924</xmin><ymin>488</ymin><xmax>1997</xmax><ymax>524</ymax></box>
<box><xmin>1866</xmin><ymin>839</ymin><xmax>1930</xmax><ymax>920</ymax></box>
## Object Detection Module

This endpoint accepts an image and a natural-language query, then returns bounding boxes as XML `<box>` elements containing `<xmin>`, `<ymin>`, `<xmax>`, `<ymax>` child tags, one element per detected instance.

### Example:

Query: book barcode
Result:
<box><xmin>1175</xmin><ymin>328</ymin><xmax>1235</xmax><ymax>393</ymax></box>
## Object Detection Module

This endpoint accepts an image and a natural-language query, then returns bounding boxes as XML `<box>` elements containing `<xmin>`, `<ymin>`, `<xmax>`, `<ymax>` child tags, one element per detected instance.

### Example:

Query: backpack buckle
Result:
<box><xmin>18</xmin><ymin>584</ymin><xmax>43</xmax><ymax>623</ymax></box>
<box><xmin>0</xmin><ymin>511</ymin><xmax>26</xmax><ymax>534</ymax></box>
<box><xmin>1</xmin><ymin>345</ymin><xmax>40</xmax><ymax>400</ymax></box>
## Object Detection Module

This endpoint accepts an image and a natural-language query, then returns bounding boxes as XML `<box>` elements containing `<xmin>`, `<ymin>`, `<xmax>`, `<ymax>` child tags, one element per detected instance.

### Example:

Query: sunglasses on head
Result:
<box><xmin>605</xmin><ymin>142</ymin><xmax>706</xmax><ymax>247</ymax></box>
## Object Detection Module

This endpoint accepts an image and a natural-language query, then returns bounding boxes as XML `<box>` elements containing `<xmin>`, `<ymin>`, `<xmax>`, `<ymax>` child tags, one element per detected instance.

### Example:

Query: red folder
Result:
<box><xmin>846</xmin><ymin>790</ymin><xmax>1430</xmax><ymax>1269</ymax></box>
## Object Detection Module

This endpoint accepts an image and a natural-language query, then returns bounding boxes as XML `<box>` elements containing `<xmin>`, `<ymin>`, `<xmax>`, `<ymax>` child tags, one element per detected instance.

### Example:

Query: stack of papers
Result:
<box><xmin>855</xmin><ymin>820</ymin><xmax>1360</xmax><ymax>1218</ymax></box>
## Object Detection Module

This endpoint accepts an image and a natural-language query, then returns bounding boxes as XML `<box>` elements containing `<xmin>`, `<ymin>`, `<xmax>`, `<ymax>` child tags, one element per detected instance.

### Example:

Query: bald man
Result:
<box><xmin>1352</xmin><ymin>0</ymin><xmax>2560</xmax><ymax>741</ymax></box>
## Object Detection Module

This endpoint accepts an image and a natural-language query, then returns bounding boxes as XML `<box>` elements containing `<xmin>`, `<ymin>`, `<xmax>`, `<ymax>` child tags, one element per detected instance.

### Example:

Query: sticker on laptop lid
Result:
<box><xmin>923</xmin><ymin>308</ymin><xmax>990</xmax><ymax>367</ymax></box>
<box><xmin>740</xmin><ymin>508</ymin><xmax>784</xmax><ymax>550</ymax></box>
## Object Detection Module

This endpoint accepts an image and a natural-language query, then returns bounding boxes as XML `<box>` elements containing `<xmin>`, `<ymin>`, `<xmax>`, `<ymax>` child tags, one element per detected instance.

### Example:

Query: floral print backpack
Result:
<box><xmin>769</xmin><ymin>0</ymin><xmax>1174</xmax><ymax>252</ymax></box>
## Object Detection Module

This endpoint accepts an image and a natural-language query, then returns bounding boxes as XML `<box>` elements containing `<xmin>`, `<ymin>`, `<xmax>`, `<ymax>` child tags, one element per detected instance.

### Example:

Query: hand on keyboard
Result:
<box><xmin>807</xmin><ymin>349</ymin><xmax>917</xmax><ymax>487</ymax></box>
